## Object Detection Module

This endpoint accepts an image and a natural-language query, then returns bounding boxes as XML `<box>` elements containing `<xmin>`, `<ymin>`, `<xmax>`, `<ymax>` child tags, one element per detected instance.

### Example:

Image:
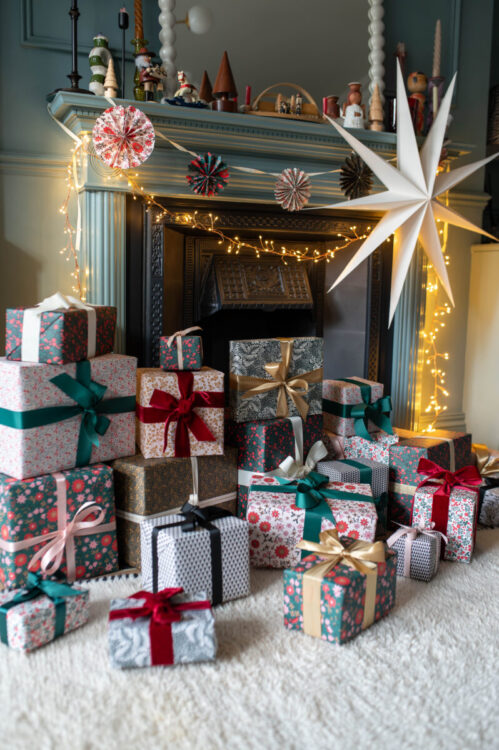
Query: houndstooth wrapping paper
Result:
<box><xmin>479</xmin><ymin>486</ymin><xmax>499</xmax><ymax>527</ymax></box>
<box><xmin>389</xmin><ymin>533</ymin><xmax>440</xmax><ymax>582</ymax></box>
<box><xmin>140</xmin><ymin>513</ymin><xmax>250</xmax><ymax>603</ymax></box>
<box><xmin>316</xmin><ymin>457</ymin><xmax>388</xmax><ymax>497</ymax></box>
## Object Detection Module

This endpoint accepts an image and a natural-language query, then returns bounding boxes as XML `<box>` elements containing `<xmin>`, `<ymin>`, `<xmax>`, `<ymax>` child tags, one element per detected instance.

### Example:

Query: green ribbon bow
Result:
<box><xmin>0</xmin><ymin>360</ymin><xmax>136</xmax><ymax>466</ymax></box>
<box><xmin>0</xmin><ymin>572</ymin><xmax>82</xmax><ymax>645</ymax></box>
<box><xmin>322</xmin><ymin>378</ymin><xmax>393</xmax><ymax>442</ymax></box>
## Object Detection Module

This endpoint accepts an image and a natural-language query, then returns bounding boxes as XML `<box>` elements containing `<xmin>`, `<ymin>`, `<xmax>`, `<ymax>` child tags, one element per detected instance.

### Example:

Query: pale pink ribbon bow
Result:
<box><xmin>386</xmin><ymin>522</ymin><xmax>448</xmax><ymax>577</ymax></box>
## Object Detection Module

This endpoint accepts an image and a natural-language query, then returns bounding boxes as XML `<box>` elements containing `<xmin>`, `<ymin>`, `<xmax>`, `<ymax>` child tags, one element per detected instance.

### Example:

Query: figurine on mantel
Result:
<box><xmin>104</xmin><ymin>57</ymin><xmax>119</xmax><ymax>98</ymax></box>
<box><xmin>89</xmin><ymin>34</ymin><xmax>112</xmax><ymax>96</ymax></box>
<box><xmin>427</xmin><ymin>19</ymin><xmax>445</xmax><ymax>131</ymax></box>
<box><xmin>174</xmin><ymin>71</ymin><xmax>199</xmax><ymax>102</ymax></box>
<box><xmin>407</xmin><ymin>71</ymin><xmax>428</xmax><ymax>135</ymax></box>
<box><xmin>136</xmin><ymin>48</ymin><xmax>158</xmax><ymax>101</ymax></box>
<box><xmin>368</xmin><ymin>83</ymin><xmax>384</xmax><ymax>131</ymax></box>
<box><xmin>342</xmin><ymin>82</ymin><xmax>366</xmax><ymax>128</ymax></box>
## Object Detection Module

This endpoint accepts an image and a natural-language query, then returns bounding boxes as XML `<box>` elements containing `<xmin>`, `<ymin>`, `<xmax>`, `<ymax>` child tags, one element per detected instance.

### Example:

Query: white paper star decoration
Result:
<box><xmin>318</xmin><ymin>63</ymin><xmax>498</xmax><ymax>323</ymax></box>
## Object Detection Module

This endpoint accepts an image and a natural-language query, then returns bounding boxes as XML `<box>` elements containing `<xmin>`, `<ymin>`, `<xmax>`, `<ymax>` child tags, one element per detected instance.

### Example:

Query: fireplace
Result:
<box><xmin>125</xmin><ymin>196</ymin><xmax>393</xmax><ymax>388</ymax></box>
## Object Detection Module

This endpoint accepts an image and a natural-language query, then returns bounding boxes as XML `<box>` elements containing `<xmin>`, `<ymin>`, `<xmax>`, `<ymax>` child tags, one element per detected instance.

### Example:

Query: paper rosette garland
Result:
<box><xmin>274</xmin><ymin>168</ymin><xmax>311</xmax><ymax>211</ymax></box>
<box><xmin>186</xmin><ymin>153</ymin><xmax>229</xmax><ymax>196</ymax></box>
<box><xmin>92</xmin><ymin>105</ymin><xmax>155</xmax><ymax>169</ymax></box>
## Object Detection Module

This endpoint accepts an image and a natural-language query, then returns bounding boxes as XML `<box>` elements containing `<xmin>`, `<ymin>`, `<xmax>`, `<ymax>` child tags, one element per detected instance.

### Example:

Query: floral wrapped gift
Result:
<box><xmin>5</xmin><ymin>294</ymin><xmax>116</xmax><ymax>365</ymax></box>
<box><xmin>283</xmin><ymin>529</ymin><xmax>397</xmax><ymax>644</ymax></box>
<box><xmin>247</xmin><ymin>473</ymin><xmax>377</xmax><ymax>569</ymax></box>
<box><xmin>0</xmin><ymin>464</ymin><xmax>118</xmax><ymax>589</ymax></box>
<box><xmin>229</xmin><ymin>337</ymin><xmax>323</xmax><ymax>423</ymax></box>
<box><xmin>113</xmin><ymin>449</ymin><xmax>237</xmax><ymax>569</ymax></box>
<box><xmin>322</xmin><ymin>377</ymin><xmax>393</xmax><ymax>439</ymax></box>
<box><xmin>136</xmin><ymin>368</ymin><xmax>224</xmax><ymax>459</ymax></box>
<box><xmin>411</xmin><ymin>458</ymin><xmax>481</xmax><ymax>563</ymax></box>
<box><xmin>343</xmin><ymin>430</ymin><xmax>400</xmax><ymax>465</ymax></box>
<box><xmin>386</xmin><ymin>523</ymin><xmax>444</xmax><ymax>581</ymax></box>
<box><xmin>0</xmin><ymin>572</ymin><xmax>88</xmax><ymax>651</ymax></box>
<box><xmin>140</xmin><ymin>506</ymin><xmax>250</xmax><ymax>605</ymax></box>
<box><xmin>0</xmin><ymin>355</ymin><xmax>136</xmax><ymax>480</ymax></box>
<box><xmin>108</xmin><ymin>587</ymin><xmax>216</xmax><ymax>669</ymax></box>
<box><xmin>226</xmin><ymin>413</ymin><xmax>323</xmax><ymax>518</ymax></box>
<box><xmin>159</xmin><ymin>327</ymin><xmax>203</xmax><ymax>371</ymax></box>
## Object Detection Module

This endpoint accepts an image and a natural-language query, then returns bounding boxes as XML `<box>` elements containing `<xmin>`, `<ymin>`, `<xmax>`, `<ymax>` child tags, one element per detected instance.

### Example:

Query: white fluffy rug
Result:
<box><xmin>1</xmin><ymin>530</ymin><xmax>499</xmax><ymax>750</ymax></box>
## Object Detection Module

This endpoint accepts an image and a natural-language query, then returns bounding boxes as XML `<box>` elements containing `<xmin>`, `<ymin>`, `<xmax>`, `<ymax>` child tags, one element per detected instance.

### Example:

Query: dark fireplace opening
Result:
<box><xmin>126</xmin><ymin>196</ymin><xmax>393</xmax><ymax>391</ymax></box>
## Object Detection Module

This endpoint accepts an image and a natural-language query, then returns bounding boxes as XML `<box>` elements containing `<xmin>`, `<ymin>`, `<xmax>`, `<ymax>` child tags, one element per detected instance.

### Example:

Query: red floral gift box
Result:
<box><xmin>159</xmin><ymin>327</ymin><xmax>203</xmax><ymax>371</ymax></box>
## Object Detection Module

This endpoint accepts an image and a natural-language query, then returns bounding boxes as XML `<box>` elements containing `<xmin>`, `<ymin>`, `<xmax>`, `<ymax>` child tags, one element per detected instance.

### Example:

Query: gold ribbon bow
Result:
<box><xmin>231</xmin><ymin>339</ymin><xmax>323</xmax><ymax>420</ymax></box>
<box><xmin>296</xmin><ymin>529</ymin><xmax>386</xmax><ymax>638</ymax></box>
<box><xmin>473</xmin><ymin>443</ymin><xmax>499</xmax><ymax>478</ymax></box>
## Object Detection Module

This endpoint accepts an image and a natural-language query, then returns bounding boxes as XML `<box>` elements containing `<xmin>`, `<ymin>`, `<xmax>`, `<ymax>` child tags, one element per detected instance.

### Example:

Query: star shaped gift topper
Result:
<box><xmin>318</xmin><ymin>62</ymin><xmax>498</xmax><ymax>323</ymax></box>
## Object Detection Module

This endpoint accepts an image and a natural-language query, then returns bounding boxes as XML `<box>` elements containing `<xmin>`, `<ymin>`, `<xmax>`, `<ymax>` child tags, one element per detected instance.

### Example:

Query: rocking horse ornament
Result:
<box><xmin>174</xmin><ymin>71</ymin><xmax>199</xmax><ymax>102</ymax></box>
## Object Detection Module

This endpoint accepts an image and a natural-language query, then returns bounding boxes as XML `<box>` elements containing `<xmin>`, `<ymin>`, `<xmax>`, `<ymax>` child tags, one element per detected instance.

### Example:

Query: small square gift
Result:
<box><xmin>247</xmin><ymin>472</ymin><xmax>377</xmax><ymax>568</ymax></box>
<box><xmin>140</xmin><ymin>506</ymin><xmax>250</xmax><ymax>604</ymax></box>
<box><xmin>283</xmin><ymin>529</ymin><xmax>397</xmax><ymax>644</ymax></box>
<box><xmin>386</xmin><ymin>523</ymin><xmax>444</xmax><ymax>581</ymax></box>
<box><xmin>5</xmin><ymin>293</ymin><xmax>116</xmax><ymax>365</ymax></box>
<box><xmin>229</xmin><ymin>337</ymin><xmax>323</xmax><ymax>423</ymax></box>
<box><xmin>0</xmin><ymin>355</ymin><xmax>136</xmax><ymax>480</ymax></box>
<box><xmin>0</xmin><ymin>463</ymin><xmax>118</xmax><ymax>590</ymax></box>
<box><xmin>322</xmin><ymin>377</ymin><xmax>393</xmax><ymax>438</ymax></box>
<box><xmin>411</xmin><ymin>458</ymin><xmax>481</xmax><ymax>563</ymax></box>
<box><xmin>0</xmin><ymin>572</ymin><xmax>88</xmax><ymax>651</ymax></box>
<box><xmin>343</xmin><ymin>430</ymin><xmax>400</xmax><ymax>465</ymax></box>
<box><xmin>159</xmin><ymin>327</ymin><xmax>203</xmax><ymax>371</ymax></box>
<box><xmin>136</xmin><ymin>367</ymin><xmax>224</xmax><ymax>459</ymax></box>
<box><xmin>108</xmin><ymin>587</ymin><xmax>216</xmax><ymax>669</ymax></box>
<box><xmin>472</xmin><ymin>443</ymin><xmax>499</xmax><ymax>527</ymax></box>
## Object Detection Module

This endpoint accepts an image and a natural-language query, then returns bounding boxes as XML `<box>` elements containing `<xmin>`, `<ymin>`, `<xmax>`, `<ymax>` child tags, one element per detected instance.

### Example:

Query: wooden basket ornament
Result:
<box><xmin>248</xmin><ymin>82</ymin><xmax>322</xmax><ymax>123</ymax></box>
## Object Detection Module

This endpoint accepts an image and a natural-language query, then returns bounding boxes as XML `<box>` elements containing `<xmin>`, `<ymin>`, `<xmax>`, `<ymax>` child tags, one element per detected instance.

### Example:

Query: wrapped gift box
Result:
<box><xmin>387</xmin><ymin>528</ymin><xmax>441</xmax><ymax>581</ymax></box>
<box><xmin>0</xmin><ymin>354</ymin><xmax>136</xmax><ymax>480</ymax></box>
<box><xmin>0</xmin><ymin>575</ymin><xmax>88</xmax><ymax>651</ymax></box>
<box><xmin>229</xmin><ymin>337</ymin><xmax>323</xmax><ymax>423</ymax></box>
<box><xmin>283</xmin><ymin>534</ymin><xmax>397</xmax><ymax>644</ymax></box>
<box><xmin>479</xmin><ymin>486</ymin><xmax>499</xmax><ymax>527</ymax></box>
<box><xmin>247</xmin><ymin>475</ymin><xmax>376</xmax><ymax>568</ymax></box>
<box><xmin>322</xmin><ymin>429</ymin><xmax>346</xmax><ymax>459</ymax></box>
<box><xmin>0</xmin><ymin>463</ymin><xmax>118</xmax><ymax>589</ymax></box>
<box><xmin>140</xmin><ymin>511</ymin><xmax>250</xmax><ymax>604</ymax></box>
<box><xmin>108</xmin><ymin>589</ymin><xmax>216</xmax><ymax>668</ymax></box>
<box><xmin>322</xmin><ymin>377</ymin><xmax>390</xmax><ymax>437</ymax></box>
<box><xmin>387</xmin><ymin>429</ymin><xmax>472</xmax><ymax>526</ymax></box>
<box><xmin>5</xmin><ymin>305</ymin><xmax>116</xmax><ymax>365</ymax></box>
<box><xmin>412</xmin><ymin>484</ymin><xmax>478</xmax><ymax>563</ymax></box>
<box><xmin>226</xmin><ymin>413</ymin><xmax>323</xmax><ymax>518</ymax></box>
<box><xmin>136</xmin><ymin>367</ymin><xmax>224</xmax><ymax>459</ymax></box>
<box><xmin>159</xmin><ymin>334</ymin><xmax>203</xmax><ymax>371</ymax></box>
<box><xmin>343</xmin><ymin>430</ymin><xmax>400</xmax><ymax>465</ymax></box>
<box><xmin>113</xmin><ymin>448</ymin><xmax>238</xmax><ymax>569</ymax></box>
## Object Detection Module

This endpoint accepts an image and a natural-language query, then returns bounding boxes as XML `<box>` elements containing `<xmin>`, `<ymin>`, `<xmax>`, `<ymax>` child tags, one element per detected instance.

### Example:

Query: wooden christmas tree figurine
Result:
<box><xmin>199</xmin><ymin>70</ymin><xmax>214</xmax><ymax>104</ymax></box>
<box><xmin>104</xmin><ymin>57</ymin><xmax>119</xmax><ymax>98</ymax></box>
<box><xmin>212</xmin><ymin>51</ymin><xmax>238</xmax><ymax>112</ymax></box>
<box><xmin>369</xmin><ymin>83</ymin><xmax>384</xmax><ymax>131</ymax></box>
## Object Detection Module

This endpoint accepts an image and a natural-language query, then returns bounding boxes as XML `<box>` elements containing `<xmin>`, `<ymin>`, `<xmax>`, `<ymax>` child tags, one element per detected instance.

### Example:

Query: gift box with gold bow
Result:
<box><xmin>136</xmin><ymin>367</ymin><xmax>224</xmax><ymax>459</ymax></box>
<box><xmin>246</xmin><ymin>473</ymin><xmax>377</xmax><ymax>568</ymax></box>
<box><xmin>0</xmin><ymin>463</ymin><xmax>118</xmax><ymax>590</ymax></box>
<box><xmin>322</xmin><ymin>377</ymin><xmax>393</xmax><ymax>439</ymax></box>
<box><xmin>229</xmin><ymin>338</ymin><xmax>323</xmax><ymax>423</ymax></box>
<box><xmin>283</xmin><ymin>529</ymin><xmax>397</xmax><ymax>644</ymax></box>
<box><xmin>0</xmin><ymin>355</ymin><xmax>136</xmax><ymax>480</ymax></box>
<box><xmin>159</xmin><ymin>327</ymin><xmax>203</xmax><ymax>371</ymax></box>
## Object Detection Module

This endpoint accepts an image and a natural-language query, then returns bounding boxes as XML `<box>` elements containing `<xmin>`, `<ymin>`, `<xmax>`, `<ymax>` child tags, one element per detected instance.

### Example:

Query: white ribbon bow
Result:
<box><xmin>387</xmin><ymin>522</ymin><xmax>448</xmax><ymax>577</ymax></box>
<box><xmin>274</xmin><ymin>440</ymin><xmax>328</xmax><ymax>481</ymax></box>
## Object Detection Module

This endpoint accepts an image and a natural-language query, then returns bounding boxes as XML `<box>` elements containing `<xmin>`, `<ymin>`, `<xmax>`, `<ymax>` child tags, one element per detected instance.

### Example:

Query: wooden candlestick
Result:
<box><xmin>134</xmin><ymin>0</ymin><xmax>143</xmax><ymax>40</ymax></box>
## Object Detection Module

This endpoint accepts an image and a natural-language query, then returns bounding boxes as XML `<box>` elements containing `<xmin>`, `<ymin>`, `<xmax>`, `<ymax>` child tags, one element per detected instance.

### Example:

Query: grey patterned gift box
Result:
<box><xmin>108</xmin><ymin>592</ymin><xmax>216</xmax><ymax>669</ymax></box>
<box><xmin>479</xmin><ymin>486</ymin><xmax>499</xmax><ymax>527</ymax></box>
<box><xmin>388</xmin><ymin>533</ymin><xmax>441</xmax><ymax>582</ymax></box>
<box><xmin>229</xmin><ymin>337</ymin><xmax>323</xmax><ymax>423</ymax></box>
<box><xmin>140</xmin><ymin>513</ymin><xmax>250</xmax><ymax>603</ymax></box>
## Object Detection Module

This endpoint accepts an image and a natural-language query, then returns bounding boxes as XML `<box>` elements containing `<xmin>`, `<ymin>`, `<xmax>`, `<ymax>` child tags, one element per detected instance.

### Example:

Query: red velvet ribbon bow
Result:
<box><xmin>412</xmin><ymin>458</ymin><xmax>482</xmax><ymax>554</ymax></box>
<box><xmin>108</xmin><ymin>587</ymin><xmax>211</xmax><ymax>665</ymax></box>
<box><xmin>136</xmin><ymin>371</ymin><xmax>224</xmax><ymax>457</ymax></box>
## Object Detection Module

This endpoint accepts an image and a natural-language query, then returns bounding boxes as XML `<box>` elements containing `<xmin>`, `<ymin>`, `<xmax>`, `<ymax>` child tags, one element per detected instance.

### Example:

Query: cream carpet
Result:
<box><xmin>1</xmin><ymin>529</ymin><xmax>499</xmax><ymax>750</ymax></box>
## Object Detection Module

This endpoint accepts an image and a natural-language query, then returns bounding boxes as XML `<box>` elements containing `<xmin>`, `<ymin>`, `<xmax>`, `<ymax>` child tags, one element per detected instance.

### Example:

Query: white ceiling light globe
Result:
<box><xmin>187</xmin><ymin>5</ymin><xmax>212</xmax><ymax>34</ymax></box>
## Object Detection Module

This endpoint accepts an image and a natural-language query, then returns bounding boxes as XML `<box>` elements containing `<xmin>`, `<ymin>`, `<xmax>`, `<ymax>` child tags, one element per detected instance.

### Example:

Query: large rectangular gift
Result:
<box><xmin>0</xmin><ymin>355</ymin><xmax>136</xmax><ymax>480</ymax></box>
<box><xmin>283</xmin><ymin>530</ymin><xmax>397</xmax><ymax>644</ymax></box>
<box><xmin>140</xmin><ymin>510</ymin><xmax>250</xmax><ymax>604</ymax></box>
<box><xmin>229</xmin><ymin>337</ymin><xmax>323</xmax><ymax>423</ymax></box>
<box><xmin>246</xmin><ymin>474</ymin><xmax>377</xmax><ymax>568</ymax></box>
<box><xmin>0</xmin><ymin>573</ymin><xmax>89</xmax><ymax>651</ymax></box>
<box><xmin>322</xmin><ymin>377</ymin><xmax>392</xmax><ymax>438</ymax></box>
<box><xmin>0</xmin><ymin>463</ymin><xmax>118</xmax><ymax>589</ymax></box>
<box><xmin>387</xmin><ymin>428</ymin><xmax>472</xmax><ymax>526</ymax></box>
<box><xmin>113</xmin><ymin>448</ymin><xmax>238</xmax><ymax>569</ymax></box>
<box><xmin>136</xmin><ymin>367</ymin><xmax>224</xmax><ymax>459</ymax></box>
<box><xmin>343</xmin><ymin>430</ymin><xmax>400</xmax><ymax>465</ymax></box>
<box><xmin>108</xmin><ymin>588</ymin><xmax>216</xmax><ymax>668</ymax></box>
<box><xmin>226</xmin><ymin>413</ymin><xmax>323</xmax><ymax>518</ymax></box>
<box><xmin>6</xmin><ymin>297</ymin><xmax>116</xmax><ymax>365</ymax></box>
<box><xmin>159</xmin><ymin>329</ymin><xmax>203</xmax><ymax>371</ymax></box>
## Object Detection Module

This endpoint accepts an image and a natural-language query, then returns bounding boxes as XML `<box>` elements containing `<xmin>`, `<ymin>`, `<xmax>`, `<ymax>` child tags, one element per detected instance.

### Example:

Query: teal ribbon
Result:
<box><xmin>322</xmin><ymin>378</ymin><xmax>393</xmax><ymax>441</ymax></box>
<box><xmin>337</xmin><ymin>458</ymin><xmax>388</xmax><ymax>533</ymax></box>
<box><xmin>0</xmin><ymin>360</ymin><xmax>136</xmax><ymax>466</ymax></box>
<box><xmin>0</xmin><ymin>572</ymin><xmax>81</xmax><ymax>645</ymax></box>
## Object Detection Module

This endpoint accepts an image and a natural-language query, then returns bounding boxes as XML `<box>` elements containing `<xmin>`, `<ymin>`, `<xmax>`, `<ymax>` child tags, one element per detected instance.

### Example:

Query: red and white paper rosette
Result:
<box><xmin>92</xmin><ymin>105</ymin><xmax>155</xmax><ymax>169</ymax></box>
<box><xmin>274</xmin><ymin>168</ymin><xmax>311</xmax><ymax>211</ymax></box>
